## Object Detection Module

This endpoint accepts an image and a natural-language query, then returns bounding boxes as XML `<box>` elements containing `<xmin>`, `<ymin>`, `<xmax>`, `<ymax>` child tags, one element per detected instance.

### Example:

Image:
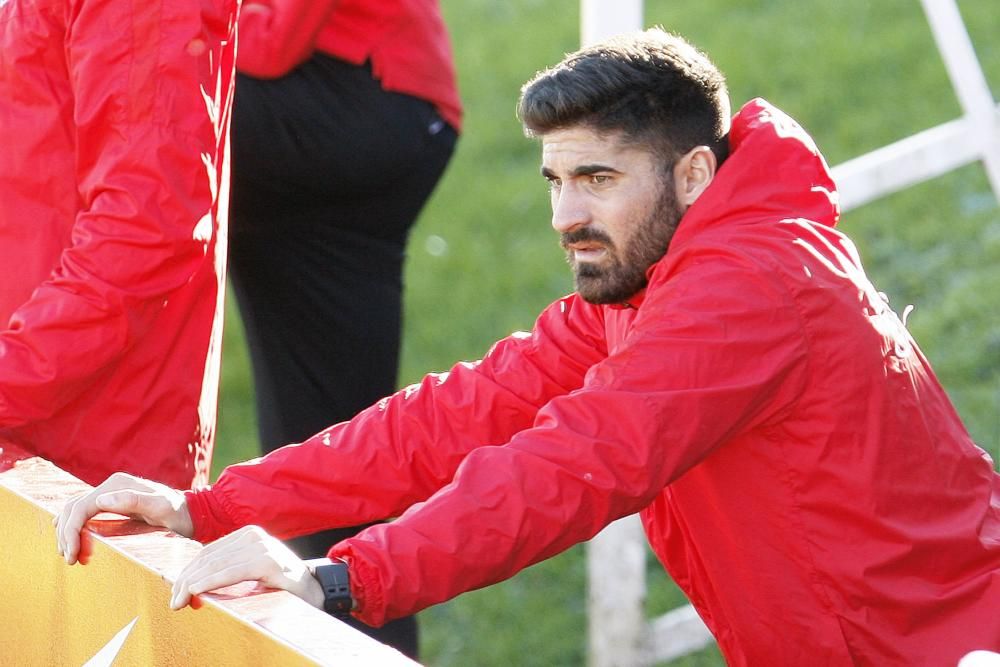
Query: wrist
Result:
<box><xmin>174</xmin><ymin>498</ymin><xmax>194</xmax><ymax>538</ymax></box>
<box><xmin>301</xmin><ymin>568</ymin><xmax>327</xmax><ymax>610</ymax></box>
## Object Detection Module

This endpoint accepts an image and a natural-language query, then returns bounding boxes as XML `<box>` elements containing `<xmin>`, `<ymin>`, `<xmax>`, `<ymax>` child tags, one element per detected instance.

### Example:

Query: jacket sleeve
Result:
<box><xmin>0</xmin><ymin>0</ymin><xmax>229</xmax><ymax>427</ymax></box>
<box><xmin>185</xmin><ymin>295</ymin><xmax>610</xmax><ymax>543</ymax></box>
<box><xmin>331</xmin><ymin>248</ymin><xmax>811</xmax><ymax>627</ymax></box>
<box><xmin>236</xmin><ymin>0</ymin><xmax>339</xmax><ymax>78</ymax></box>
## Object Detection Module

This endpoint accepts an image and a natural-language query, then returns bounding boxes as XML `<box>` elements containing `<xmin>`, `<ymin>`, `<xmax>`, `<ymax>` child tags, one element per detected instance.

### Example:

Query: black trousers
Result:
<box><xmin>228</xmin><ymin>55</ymin><xmax>457</xmax><ymax>659</ymax></box>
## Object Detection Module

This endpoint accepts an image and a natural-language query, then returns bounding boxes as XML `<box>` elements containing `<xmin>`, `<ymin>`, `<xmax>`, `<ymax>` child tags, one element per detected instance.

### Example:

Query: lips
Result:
<box><xmin>561</xmin><ymin>230</ymin><xmax>613</xmax><ymax>262</ymax></box>
<box><xmin>569</xmin><ymin>243</ymin><xmax>607</xmax><ymax>262</ymax></box>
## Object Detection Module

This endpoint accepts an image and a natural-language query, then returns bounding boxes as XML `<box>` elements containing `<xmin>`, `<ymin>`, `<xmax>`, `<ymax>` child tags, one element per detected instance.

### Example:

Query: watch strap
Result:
<box><xmin>308</xmin><ymin>558</ymin><xmax>353</xmax><ymax>619</ymax></box>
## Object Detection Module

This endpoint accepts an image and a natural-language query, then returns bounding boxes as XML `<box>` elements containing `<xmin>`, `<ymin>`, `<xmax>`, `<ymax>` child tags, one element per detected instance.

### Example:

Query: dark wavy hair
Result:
<box><xmin>518</xmin><ymin>28</ymin><xmax>730</xmax><ymax>167</ymax></box>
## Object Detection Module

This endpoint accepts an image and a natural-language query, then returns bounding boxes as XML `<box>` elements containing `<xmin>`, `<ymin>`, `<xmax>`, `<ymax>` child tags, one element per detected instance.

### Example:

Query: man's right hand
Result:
<box><xmin>54</xmin><ymin>472</ymin><xmax>194</xmax><ymax>565</ymax></box>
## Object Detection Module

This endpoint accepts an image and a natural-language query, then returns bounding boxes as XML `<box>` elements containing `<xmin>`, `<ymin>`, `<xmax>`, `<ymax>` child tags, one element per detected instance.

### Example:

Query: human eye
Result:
<box><xmin>589</xmin><ymin>174</ymin><xmax>611</xmax><ymax>185</ymax></box>
<box><xmin>546</xmin><ymin>176</ymin><xmax>562</xmax><ymax>192</ymax></box>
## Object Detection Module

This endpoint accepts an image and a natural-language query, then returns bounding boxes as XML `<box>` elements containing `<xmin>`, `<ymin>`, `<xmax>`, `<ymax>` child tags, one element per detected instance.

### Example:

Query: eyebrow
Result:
<box><xmin>540</xmin><ymin>164</ymin><xmax>623</xmax><ymax>179</ymax></box>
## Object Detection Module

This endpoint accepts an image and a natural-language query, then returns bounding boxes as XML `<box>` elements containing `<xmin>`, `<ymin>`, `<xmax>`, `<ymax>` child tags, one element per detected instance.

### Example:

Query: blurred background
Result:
<box><xmin>214</xmin><ymin>1</ymin><xmax>1000</xmax><ymax>664</ymax></box>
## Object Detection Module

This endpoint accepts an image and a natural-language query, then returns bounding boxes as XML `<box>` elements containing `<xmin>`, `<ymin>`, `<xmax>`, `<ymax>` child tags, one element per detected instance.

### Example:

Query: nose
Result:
<box><xmin>550</xmin><ymin>184</ymin><xmax>590</xmax><ymax>234</ymax></box>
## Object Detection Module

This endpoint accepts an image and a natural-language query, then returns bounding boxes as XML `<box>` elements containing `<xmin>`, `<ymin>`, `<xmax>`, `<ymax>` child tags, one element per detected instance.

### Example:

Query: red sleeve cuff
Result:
<box><xmin>184</xmin><ymin>487</ymin><xmax>238</xmax><ymax>544</ymax></box>
<box><xmin>328</xmin><ymin>543</ymin><xmax>386</xmax><ymax>628</ymax></box>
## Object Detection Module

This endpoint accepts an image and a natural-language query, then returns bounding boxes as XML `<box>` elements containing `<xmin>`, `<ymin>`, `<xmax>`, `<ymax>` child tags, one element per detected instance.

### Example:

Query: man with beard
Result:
<box><xmin>56</xmin><ymin>29</ymin><xmax>1000</xmax><ymax>664</ymax></box>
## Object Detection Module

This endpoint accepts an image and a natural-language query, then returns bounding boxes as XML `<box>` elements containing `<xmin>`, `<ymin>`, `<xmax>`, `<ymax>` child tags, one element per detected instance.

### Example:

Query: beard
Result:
<box><xmin>561</xmin><ymin>184</ymin><xmax>684</xmax><ymax>305</ymax></box>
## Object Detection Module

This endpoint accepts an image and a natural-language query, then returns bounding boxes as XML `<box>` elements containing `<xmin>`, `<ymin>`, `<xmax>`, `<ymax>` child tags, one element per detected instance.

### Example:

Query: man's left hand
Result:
<box><xmin>170</xmin><ymin>525</ymin><xmax>325</xmax><ymax>611</ymax></box>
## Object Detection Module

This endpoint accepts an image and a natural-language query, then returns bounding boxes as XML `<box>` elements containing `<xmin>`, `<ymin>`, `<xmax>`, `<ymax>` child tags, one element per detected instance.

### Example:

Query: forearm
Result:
<box><xmin>187</xmin><ymin>359</ymin><xmax>549</xmax><ymax>543</ymax></box>
<box><xmin>187</xmin><ymin>297</ymin><xmax>608</xmax><ymax>552</ymax></box>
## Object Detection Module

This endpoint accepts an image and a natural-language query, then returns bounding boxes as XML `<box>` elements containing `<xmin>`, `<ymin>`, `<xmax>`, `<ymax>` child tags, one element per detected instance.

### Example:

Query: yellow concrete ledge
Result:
<box><xmin>0</xmin><ymin>442</ymin><xmax>418</xmax><ymax>666</ymax></box>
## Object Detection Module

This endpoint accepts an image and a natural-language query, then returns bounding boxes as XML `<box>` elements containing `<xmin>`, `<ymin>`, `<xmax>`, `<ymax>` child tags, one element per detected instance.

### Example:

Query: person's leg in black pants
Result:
<box><xmin>228</xmin><ymin>55</ymin><xmax>458</xmax><ymax>660</ymax></box>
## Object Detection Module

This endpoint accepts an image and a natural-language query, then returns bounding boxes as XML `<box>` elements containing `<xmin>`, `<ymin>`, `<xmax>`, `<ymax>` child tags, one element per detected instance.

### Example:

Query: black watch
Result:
<box><xmin>308</xmin><ymin>558</ymin><xmax>353</xmax><ymax>619</ymax></box>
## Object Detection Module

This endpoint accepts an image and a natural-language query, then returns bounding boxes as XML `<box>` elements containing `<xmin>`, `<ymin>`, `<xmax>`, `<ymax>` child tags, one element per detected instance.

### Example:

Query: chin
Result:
<box><xmin>575</xmin><ymin>283</ymin><xmax>624</xmax><ymax>305</ymax></box>
<box><xmin>575</xmin><ymin>274</ymin><xmax>647</xmax><ymax>305</ymax></box>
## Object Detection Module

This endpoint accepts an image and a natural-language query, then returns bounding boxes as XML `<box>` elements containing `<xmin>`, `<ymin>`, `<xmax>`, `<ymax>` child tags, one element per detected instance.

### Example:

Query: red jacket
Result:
<box><xmin>187</xmin><ymin>100</ymin><xmax>1000</xmax><ymax>664</ymax></box>
<box><xmin>236</xmin><ymin>0</ymin><xmax>462</xmax><ymax>131</ymax></box>
<box><xmin>0</xmin><ymin>0</ymin><xmax>237</xmax><ymax>489</ymax></box>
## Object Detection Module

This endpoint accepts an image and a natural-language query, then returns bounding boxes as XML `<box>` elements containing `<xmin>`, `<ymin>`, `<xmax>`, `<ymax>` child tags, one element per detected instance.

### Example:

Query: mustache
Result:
<box><xmin>560</xmin><ymin>228</ymin><xmax>615</xmax><ymax>250</ymax></box>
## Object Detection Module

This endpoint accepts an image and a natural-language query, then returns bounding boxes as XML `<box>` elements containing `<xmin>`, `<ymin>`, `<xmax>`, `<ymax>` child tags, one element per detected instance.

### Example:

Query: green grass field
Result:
<box><xmin>214</xmin><ymin>2</ymin><xmax>1000</xmax><ymax>664</ymax></box>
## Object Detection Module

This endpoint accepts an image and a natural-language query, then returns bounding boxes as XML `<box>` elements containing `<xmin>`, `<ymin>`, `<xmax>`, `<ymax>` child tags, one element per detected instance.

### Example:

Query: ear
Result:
<box><xmin>672</xmin><ymin>146</ymin><xmax>717</xmax><ymax>208</ymax></box>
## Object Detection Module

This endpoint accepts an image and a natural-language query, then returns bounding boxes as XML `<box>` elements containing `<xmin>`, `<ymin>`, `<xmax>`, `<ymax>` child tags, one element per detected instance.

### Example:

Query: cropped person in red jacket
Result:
<box><xmin>0</xmin><ymin>0</ymin><xmax>237</xmax><ymax>489</ymax></box>
<box><xmin>58</xmin><ymin>29</ymin><xmax>1000</xmax><ymax>665</ymax></box>
<box><xmin>226</xmin><ymin>0</ymin><xmax>461</xmax><ymax>656</ymax></box>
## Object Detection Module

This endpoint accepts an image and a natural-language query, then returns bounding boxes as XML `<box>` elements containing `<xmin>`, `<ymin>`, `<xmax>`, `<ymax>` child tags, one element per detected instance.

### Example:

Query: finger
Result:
<box><xmin>174</xmin><ymin>533</ymin><xmax>264</xmax><ymax>593</ymax></box>
<box><xmin>55</xmin><ymin>494</ymin><xmax>79</xmax><ymax>557</ymax></box>
<box><xmin>189</xmin><ymin>558</ymin><xmax>271</xmax><ymax>596</ymax></box>
<box><xmin>64</xmin><ymin>495</ymin><xmax>98</xmax><ymax>564</ymax></box>
<box><xmin>172</xmin><ymin>553</ymin><xmax>263</xmax><ymax>610</ymax></box>
<box><xmin>56</xmin><ymin>473</ymin><xmax>145</xmax><ymax>564</ymax></box>
<box><xmin>171</xmin><ymin>555</ymin><xmax>203</xmax><ymax>610</ymax></box>
<box><xmin>190</xmin><ymin>526</ymin><xmax>263</xmax><ymax>560</ymax></box>
<box><xmin>95</xmin><ymin>489</ymin><xmax>174</xmax><ymax>527</ymax></box>
<box><xmin>171</xmin><ymin>540</ymin><xmax>243</xmax><ymax>606</ymax></box>
<box><xmin>59</xmin><ymin>493</ymin><xmax>100</xmax><ymax>565</ymax></box>
<box><xmin>185</xmin><ymin>552</ymin><xmax>283</xmax><ymax>604</ymax></box>
<box><xmin>55</xmin><ymin>493</ymin><xmax>76</xmax><ymax>555</ymax></box>
<box><xmin>170</xmin><ymin>583</ymin><xmax>192</xmax><ymax>611</ymax></box>
<box><xmin>169</xmin><ymin>527</ymin><xmax>276</xmax><ymax>610</ymax></box>
<box><xmin>97</xmin><ymin>485</ymin><xmax>192</xmax><ymax>538</ymax></box>
<box><xmin>95</xmin><ymin>490</ymin><xmax>144</xmax><ymax>516</ymax></box>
